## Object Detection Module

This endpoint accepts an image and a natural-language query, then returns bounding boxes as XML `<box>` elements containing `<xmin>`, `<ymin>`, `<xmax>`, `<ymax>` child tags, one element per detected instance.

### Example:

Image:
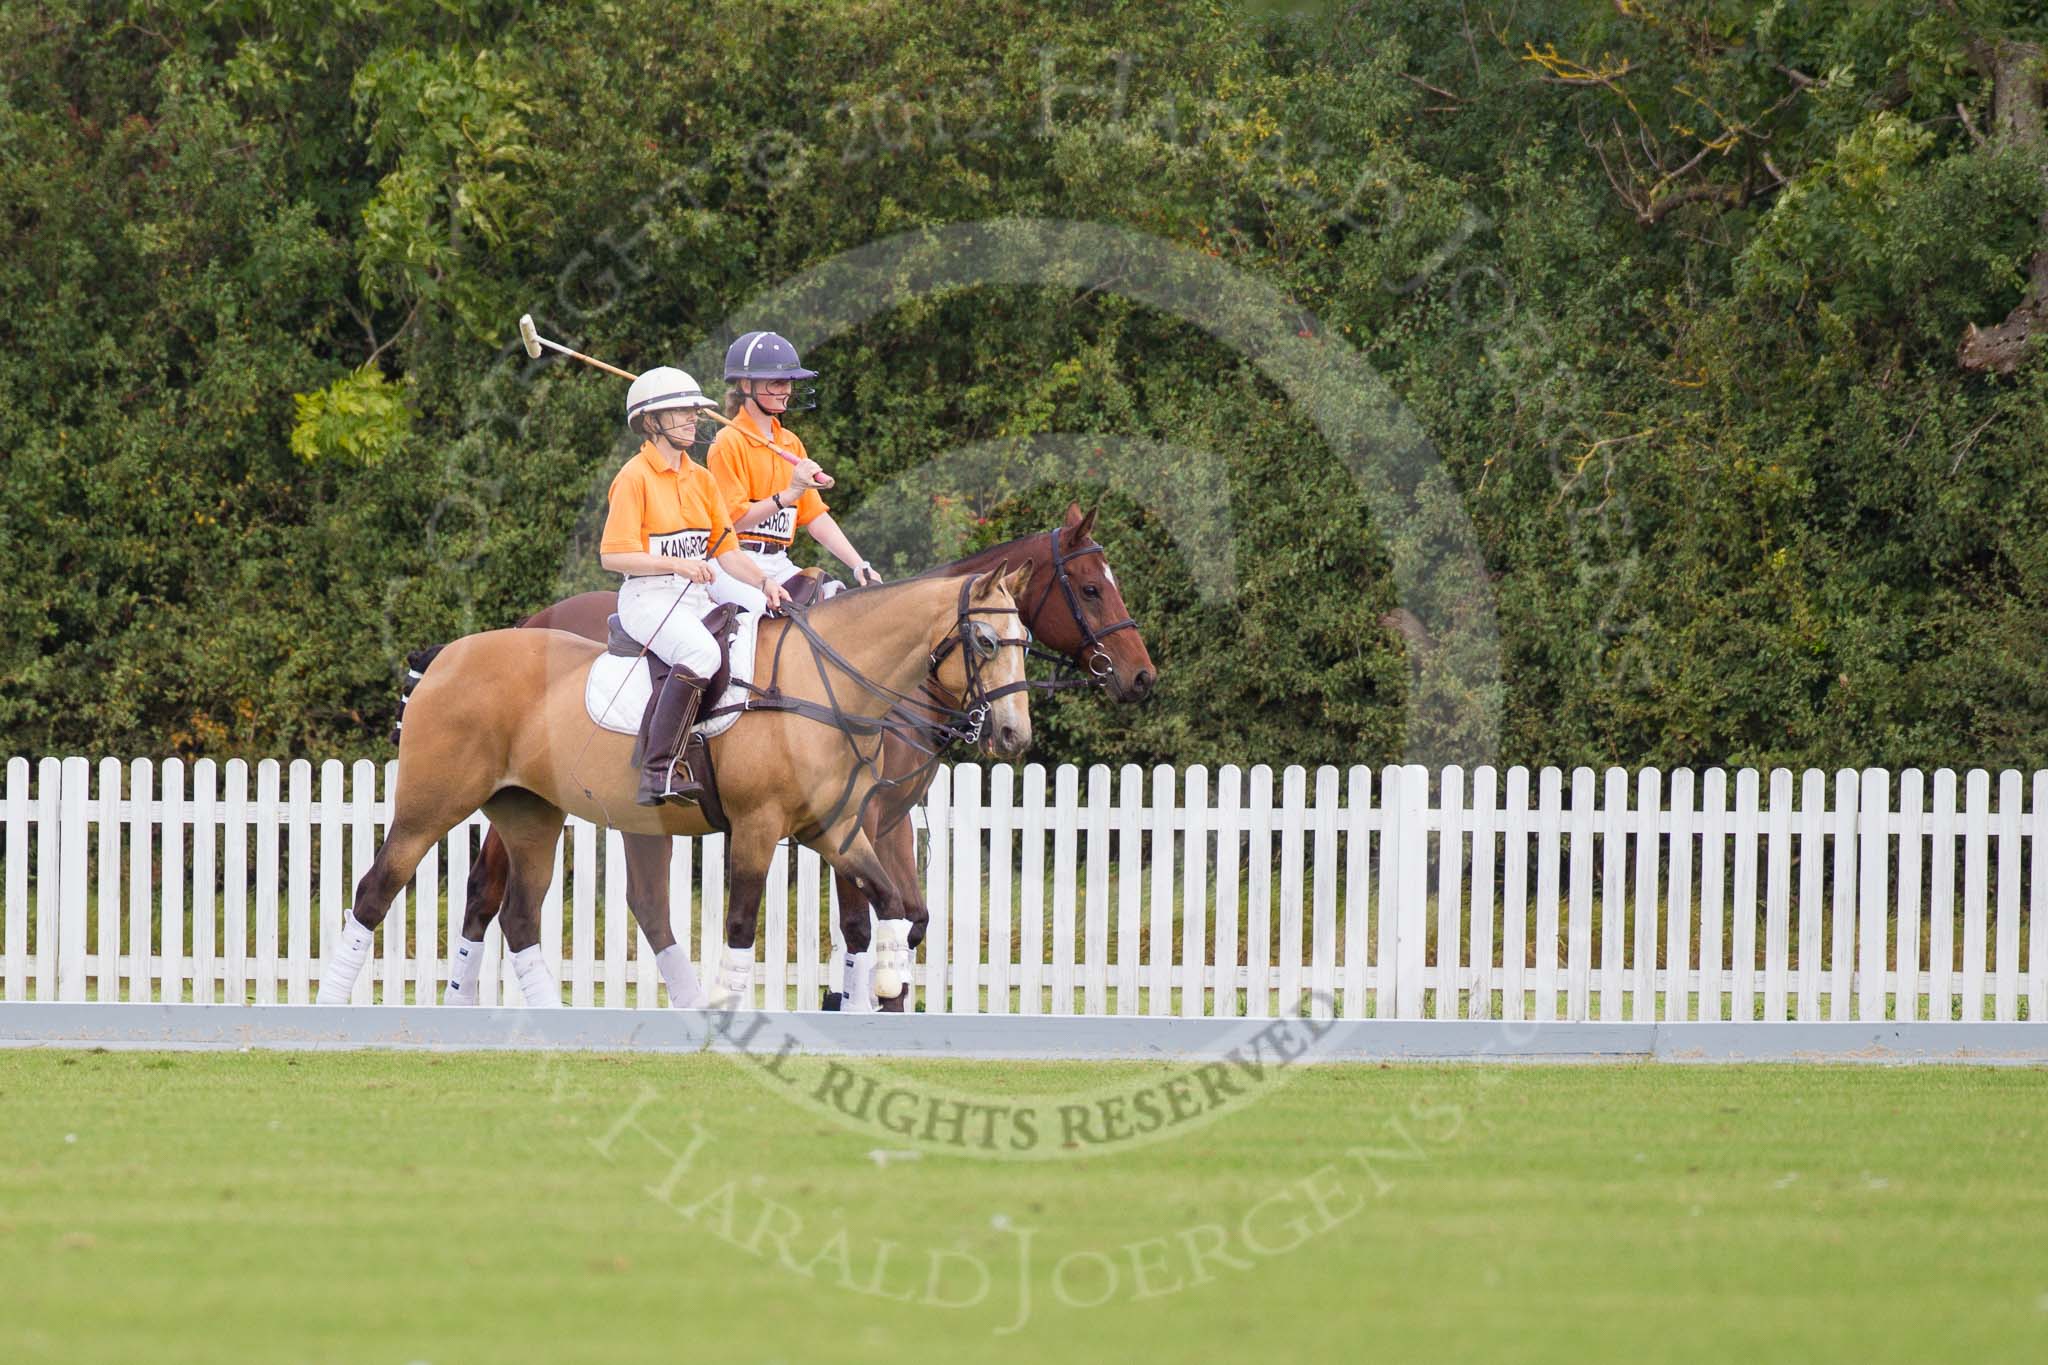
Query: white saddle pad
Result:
<box><xmin>583</xmin><ymin>613</ymin><xmax>760</xmax><ymax>741</ymax></box>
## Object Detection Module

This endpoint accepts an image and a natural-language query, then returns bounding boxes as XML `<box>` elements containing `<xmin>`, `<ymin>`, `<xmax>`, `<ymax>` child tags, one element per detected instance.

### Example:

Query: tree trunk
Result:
<box><xmin>1958</xmin><ymin>39</ymin><xmax>2048</xmax><ymax>376</ymax></box>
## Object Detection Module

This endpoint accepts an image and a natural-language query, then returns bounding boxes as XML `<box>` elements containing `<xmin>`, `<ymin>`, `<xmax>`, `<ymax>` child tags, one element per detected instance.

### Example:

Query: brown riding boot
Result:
<box><xmin>636</xmin><ymin>668</ymin><xmax>713</xmax><ymax>807</ymax></box>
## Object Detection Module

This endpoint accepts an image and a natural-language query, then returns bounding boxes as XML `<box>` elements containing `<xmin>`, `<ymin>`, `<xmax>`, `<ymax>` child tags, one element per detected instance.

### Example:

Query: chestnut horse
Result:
<box><xmin>319</xmin><ymin>567</ymin><xmax>1037</xmax><ymax>1009</ymax></box>
<box><xmin>450</xmin><ymin>504</ymin><xmax>1155</xmax><ymax>1010</ymax></box>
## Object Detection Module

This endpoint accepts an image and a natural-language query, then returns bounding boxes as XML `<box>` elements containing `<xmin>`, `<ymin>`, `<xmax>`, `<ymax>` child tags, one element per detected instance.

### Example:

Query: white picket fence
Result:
<box><xmin>1</xmin><ymin>755</ymin><xmax>2043</xmax><ymax>1021</ymax></box>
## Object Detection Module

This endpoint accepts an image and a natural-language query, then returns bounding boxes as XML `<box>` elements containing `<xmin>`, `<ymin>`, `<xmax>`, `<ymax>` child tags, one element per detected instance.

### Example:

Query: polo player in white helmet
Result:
<box><xmin>705</xmin><ymin>330</ymin><xmax>882</xmax><ymax>607</ymax></box>
<box><xmin>599</xmin><ymin>366</ymin><xmax>790</xmax><ymax>806</ymax></box>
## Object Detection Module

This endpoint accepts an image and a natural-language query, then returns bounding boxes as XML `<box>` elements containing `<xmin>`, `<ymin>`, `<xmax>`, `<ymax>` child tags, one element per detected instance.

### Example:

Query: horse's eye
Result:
<box><xmin>1083</xmin><ymin>584</ymin><xmax>1101</xmax><ymax>599</ymax></box>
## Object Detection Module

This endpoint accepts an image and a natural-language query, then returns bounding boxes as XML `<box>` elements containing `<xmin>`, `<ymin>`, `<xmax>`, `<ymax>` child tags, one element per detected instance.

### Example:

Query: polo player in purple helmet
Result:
<box><xmin>704</xmin><ymin>330</ymin><xmax>882</xmax><ymax>611</ymax></box>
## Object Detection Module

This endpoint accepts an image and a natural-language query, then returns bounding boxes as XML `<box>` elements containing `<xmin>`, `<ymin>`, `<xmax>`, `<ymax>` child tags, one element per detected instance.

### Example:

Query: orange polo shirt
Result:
<box><xmin>706</xmin><ymin>415</ymin><xmax>826</xmax><ymax>550</ymax></box>
<box><xmin>600</xmin><ymin>442</ymin><xmax>735</xmax><ymax>561</ymax></box>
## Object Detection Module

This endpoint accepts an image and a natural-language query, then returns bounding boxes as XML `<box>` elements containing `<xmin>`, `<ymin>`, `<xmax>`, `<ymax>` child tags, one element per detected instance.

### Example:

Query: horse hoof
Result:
<box><xmin>877</xmin><ymin>990</ymin><xmax>909</xmax><ymax>1014</ymax></box>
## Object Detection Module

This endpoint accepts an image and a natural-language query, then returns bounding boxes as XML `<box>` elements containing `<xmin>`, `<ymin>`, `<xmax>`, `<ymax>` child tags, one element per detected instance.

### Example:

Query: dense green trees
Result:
<box><xmin>3</xmin><ymin>0</ymin><xmax>2045</xmax><ymax>772</ymax></box>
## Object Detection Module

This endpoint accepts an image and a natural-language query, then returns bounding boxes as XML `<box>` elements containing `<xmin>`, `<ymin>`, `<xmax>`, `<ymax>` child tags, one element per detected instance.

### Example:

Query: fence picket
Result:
<box><xmin>1019</xmin><ymin>764</ymin><xmax>1048</xmax><ymax>1016</ymax></box>
<box><xmin>60</xmin><ymin>757</ymin><xmax>89</xmax><ymax>1002</ymax></box>
<box><xmin>1309</xmin><ymin>766</ymin><xmax>1338</xmax><ymax>1022</ymax></box>
<box><xmin>923</xmin><ymin>765</ymin><xmax>951</xmax><ymax>1015</ymax></box>
<box><xmin>1083</xmin><ymin>764</ymin><xmax>1112</xmax><ymax>1017</ymax></box>
<box><xmin>287</xmin><ymin>762</ymin><xmax>312</xmax><ymax>1005</ymax></box>
<box><xmin>797</xmin><ymin>841</ymin><xmax>822</xmax><ymax>1014</ymax></box>
<box><xmin>572</xmin><ymin>820</ymin><xmax>597</xmax><ymax>1008</ymax></box>
<box><xmin>162</xmin><ymin>759</ymin><xmax>186</xmax><ymax>1005</ymax></box>
<box><xmin>3</xmin><ymin>759</ymin><xmax>26</xmax><ymax>1000</ymax></box>
<box><xmin>1184</xmin><ymin>765</ymin><xmax>1212</xmax><ymax>1020</ymax></box>
<box><xmin>1051</xmin><ymin>764</ymin><xmax>1079</xmax><ymax>1016</ymax></box>
<box><xmin>1501</xmin><ymin>767</ymin><xmax>1530</xmax><ymax>1023</ymax></box>
<box><xmin>2030</xmin><ymin>772</ymin><xmax>2046</xmax><ymax>1026</ymax></box>
<box><xmin>346</xmin><ymin>760</ymin><xmax>373</xmax><ymax>1005</ymax></box>
<box><xmin>1468</xmin><ymin>767</ymin><xmax>1496</xmax><ymax>1021</ymax></box>
<box><xmin>1731</xmin><ymin>769</ymin><xmax>1760</xmax><ymax>1022</ymax></box>
<box><xmin>1213</xmin><ymin>766</ymin><xmax>1242</xmax><ymax>1018</ymax></box>
<box><xmin>952</xmin><ymin>764</ymin><xmax>983</xmax><ymax>1016</ymax></box>
<box><xmin>1534</xmin><ymin>767</ymin><xmax>1562</xmax><ymax>1023</ymax></box>
<box><xmin>318</xmin><ymin>761</ymin><xmax>343</xmax><ymax>1005</ymax></box>
<box><xmin>1246</xmin><ymin>765</ymin><xmax>1274</xmax><ymax>1019</ymax></box>
<box><xmin>1772</xmin><ymin>769</ymin><xmax>1800</xmax><ymax>1022</ymax></box>
<box><xmin>1929</xmin><ymin>771</ymin><xmax>1957</xmax><ymax>1022</ymax></box>
<box><xmin>96</xmin><ymin>758</ymin><xmax>121</xmax><ymax>1002</ymax></box>
<box><xmin>1598</xmin><ymin>767</ymin><xmax>1625</xmax><ymax>1021</ymax></box>
<box><xmin>126</xmin><ymin>759</ymin><xmax>154</xmax><ymax>1003</ymax></box>
<box><xmin>191</xmin><ymin>761</ymin><xmax>216</xmax><ymax>1004</ymax></box>
<box><xmin>1666</xmin><ymin>770</ymin><xmax>1695</xmax><ymax>1023</ymax></box>
<box><xmin>36</xmin><ymin>759</ymin><xmax>61</xmax><ymax>1000</ymax></box>
<box><xmin>1566</xmin><ymin>767</ymin><xmax>1595</xmax><ymax>1022</ymax></box>
<box><xmin>1860</xmin><ymin>770</ymin><xmax>1890</xmax><ymax>1022</ymax></box>
<box><xmin>1698</xmin><ymin>770</ymin><xmax>1727</xmax><ymax>1022</ymax></box>
<box><xmin>764</xmin><ymin>837</ymin><xmax>789</xmax><ymax>1013</ymax></box>
<box><xmin>1632</xmin><ymin>768</ymin><xmax>1659</xmax><ymax>1022</ymax></box>
<box><xmin>1279</xmin><ymin>765</ymin><xmax>1308</xmax><ymax>1019</ymax></box>
<box><xmin>988</xmin><ymin>765</ymin><xmax>1015</xmax><ymax>1016</ymax></box>
<box><xmin>1435</xmin><ymin>765</ymin><xmax>1464</xmax><ymax>1021</ymax></box>
<box><xmin>255</xmin><ymin>760</ymin><xmax>280</xmax><ymax>1005</ymax></box>
<box><xmin>1396</xmin><ymin>765</ymin><xmax>1428</xmax><ymax>1020</ymax></box>
<box><xmin>1115</xmin><ymin>765</ymin><xmax>1141</xmax><ymax>1016</ymax></box>
<box><xmin>1962</xmin><ymin>770</ymin><xmax>1989</xmax><ymax>1023</ymax></box>
<box><xmin>1150</xmin><ymin>764</ymin><xmax>1177</xmax><ymax>1018</ymax></box>
<box><xmin>1994</xmin><ymin>770</ymin><xmax>2021</xmax><ymax>1023</ymax></box>
<box><xmin>1896</xmin><ymin>770</ymin><xmax>1925</xmax><ymax>1022</ymax></box>
<box><xmin>603</xmin><ymin>832</ymin><xmax>628</xmax><ymax>1007</ymax></box>
<box><xmin>1829</xmin><ymin>769</ymin><xmax>1858</xmax><ymax>1022</ymax></box>
<box><xmin>1340</xmin><ymin>766</ymin><xmax>1369</xmax><ymax>1022</ymax></box>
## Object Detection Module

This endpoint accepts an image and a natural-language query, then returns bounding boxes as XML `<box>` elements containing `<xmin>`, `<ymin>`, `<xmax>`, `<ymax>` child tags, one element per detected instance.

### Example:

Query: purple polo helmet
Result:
<box><xmin>724</xmin><ymin>330</ymin><xmax>819</xmax><ymax>412</ymax></box>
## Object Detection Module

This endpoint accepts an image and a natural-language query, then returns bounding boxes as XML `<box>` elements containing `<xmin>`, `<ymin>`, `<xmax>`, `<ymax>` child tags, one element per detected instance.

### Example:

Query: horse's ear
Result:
<box><xmin>1003</xmin><ymin>560</ymin><xmax>1035</xmax><ymax>601</ymax></box>
<box><xmin>972</xmin><ymin>560</ymin><xmax>1012</xmax><ymax>600</ymax></box>
<box><xmin>1072</xmin><ymin>503</ymin><xmax>1099</xmax><ymax>542</ymax></box>
<box><xmin>1064</xmin><ymin>501</ymin><xmax>1085</xmax><ymax>526</ymax></box>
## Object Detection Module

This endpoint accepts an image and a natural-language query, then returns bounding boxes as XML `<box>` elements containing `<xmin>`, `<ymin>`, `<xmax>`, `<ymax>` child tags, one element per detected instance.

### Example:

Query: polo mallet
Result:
<box><xmin>517</xmin><ymin>314</ymin><xmax>830</xmax><ymax>485</ymax></box>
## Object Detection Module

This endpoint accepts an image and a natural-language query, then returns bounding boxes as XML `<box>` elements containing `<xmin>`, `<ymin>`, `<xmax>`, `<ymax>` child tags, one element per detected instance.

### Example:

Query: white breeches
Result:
<box><xmin>617</xmin><ymin>573</ymin><xmax>749</xmax><ymax>677</ymax></box>
<box><xmin>712</xmin><ymin>550</ymin><xmax>843</xmax><ymax>615</ymax></box>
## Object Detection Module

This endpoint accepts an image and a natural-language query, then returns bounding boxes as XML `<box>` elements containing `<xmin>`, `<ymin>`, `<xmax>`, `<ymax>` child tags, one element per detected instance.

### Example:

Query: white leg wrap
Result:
<box><xmin>656</xmin><ymin>943</ymin><xmax>706</xmax><ymax>1008</ymax></box>
<box><xmin>707</xmin><ymin>944</ymin><xmax>754</xmax><ymax>1009</ymax></box>
<box><xmin>511</xmin><ymin>945</ymin><xmax>560</xmax><ymax>1009</ymax></box>
<box><xmin>842</xmin><ymin>951</ymin><xmax>875</xmax><ymax>1013</ymax></box>
<box><xmin>444</xmin><ymin>936</ymin><xmax>485</xmax><ymax>1006</ymax></box>
<box><xmin>317</xmin><ymin>916</ymin><xmax>375</xmax><ymax>1005</ymax></box>
<box><xmin>872</xmin><ymin>920</ymin><xmax>912</xmax><ymax>1003</ymax></box>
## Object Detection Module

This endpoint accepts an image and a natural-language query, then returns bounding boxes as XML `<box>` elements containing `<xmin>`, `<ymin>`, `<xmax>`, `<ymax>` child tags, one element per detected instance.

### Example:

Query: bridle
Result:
<box><xmin>1024</xmin><ymin>524</ymin><xmax>1140</xmax><ymax>688</ymax></box>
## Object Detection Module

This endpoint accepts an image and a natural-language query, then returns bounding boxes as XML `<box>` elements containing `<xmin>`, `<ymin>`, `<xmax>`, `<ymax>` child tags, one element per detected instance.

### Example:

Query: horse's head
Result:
<box><xmin>1025</xmin><ymin>503</ymin><xmax>1157</xmax><ymax>702</ymax></box>
<box><xmin>931</xmin><ymin>562</ymin><xmax>1036</xmax><ymax>760</ymax></box>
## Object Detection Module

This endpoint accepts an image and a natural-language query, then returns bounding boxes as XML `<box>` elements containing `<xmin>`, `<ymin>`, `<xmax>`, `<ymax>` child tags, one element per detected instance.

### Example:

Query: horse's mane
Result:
<box><xmin>799</xmin><ymin>524</ymin><xmax>1069</xmax><ymax>622</ymax></box>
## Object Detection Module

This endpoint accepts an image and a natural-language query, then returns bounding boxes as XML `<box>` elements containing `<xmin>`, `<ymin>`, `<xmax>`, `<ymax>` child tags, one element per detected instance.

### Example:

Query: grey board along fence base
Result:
<box><xmin>0</xmin><ymin>1004</ymin><xmax>2044</xmax><ymax>1064</ymax></box>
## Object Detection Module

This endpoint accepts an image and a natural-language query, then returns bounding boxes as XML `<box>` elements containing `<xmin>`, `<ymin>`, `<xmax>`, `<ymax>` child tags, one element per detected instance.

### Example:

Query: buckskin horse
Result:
<box><xmin>318</xmin><ymin>566</ymin><xmax>1038</xmax><ymax>1009</ymax></box>
<box><xmin>448</xmin><ymin>504</ymin><xmax>1155</xmax><ymax>1010</ymax></box>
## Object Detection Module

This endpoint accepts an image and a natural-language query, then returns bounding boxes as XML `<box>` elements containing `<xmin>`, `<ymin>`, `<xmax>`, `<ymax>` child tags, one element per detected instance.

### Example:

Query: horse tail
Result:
<box><xmin>390</xmin><ymin>644</ymin><xmax>447</xmax><ymax>745</ymax></box>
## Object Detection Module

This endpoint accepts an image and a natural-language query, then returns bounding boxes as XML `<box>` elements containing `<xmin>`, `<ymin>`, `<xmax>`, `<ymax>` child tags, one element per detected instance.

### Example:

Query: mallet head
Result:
<box><xmin>518</xmin><ymin>313</ymin><xmax>542</xmax><ymax>359</ymax></box>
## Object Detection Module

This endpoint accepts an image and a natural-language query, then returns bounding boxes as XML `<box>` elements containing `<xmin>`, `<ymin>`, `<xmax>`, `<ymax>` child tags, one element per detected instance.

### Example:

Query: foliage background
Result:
<box><xmin>3</xmin><ymin>0</ymin><xmax>2045</xmax><ymax>772</ymax></box>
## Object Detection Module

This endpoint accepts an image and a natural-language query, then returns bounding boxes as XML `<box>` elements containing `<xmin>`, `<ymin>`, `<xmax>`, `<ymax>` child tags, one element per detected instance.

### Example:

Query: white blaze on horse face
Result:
<box><xmin>1103</xmin><ymin>564</ymin><xmax>1117</xmax><ymax>590</ymax></box>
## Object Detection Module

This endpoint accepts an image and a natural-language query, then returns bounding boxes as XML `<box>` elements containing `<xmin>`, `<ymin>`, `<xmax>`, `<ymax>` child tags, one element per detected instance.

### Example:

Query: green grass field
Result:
<box><xmin>3</xmin><ymin>1052</ymin><xmax>2045</xmax><ymax>1363</ymax></box>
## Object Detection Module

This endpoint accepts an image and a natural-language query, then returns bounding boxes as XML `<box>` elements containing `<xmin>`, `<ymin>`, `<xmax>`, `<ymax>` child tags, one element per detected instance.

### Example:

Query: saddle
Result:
<box><xmin>609</xmin><ymin>602</ymin><xmax>744</xmax><ymax>833</ymax></box>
